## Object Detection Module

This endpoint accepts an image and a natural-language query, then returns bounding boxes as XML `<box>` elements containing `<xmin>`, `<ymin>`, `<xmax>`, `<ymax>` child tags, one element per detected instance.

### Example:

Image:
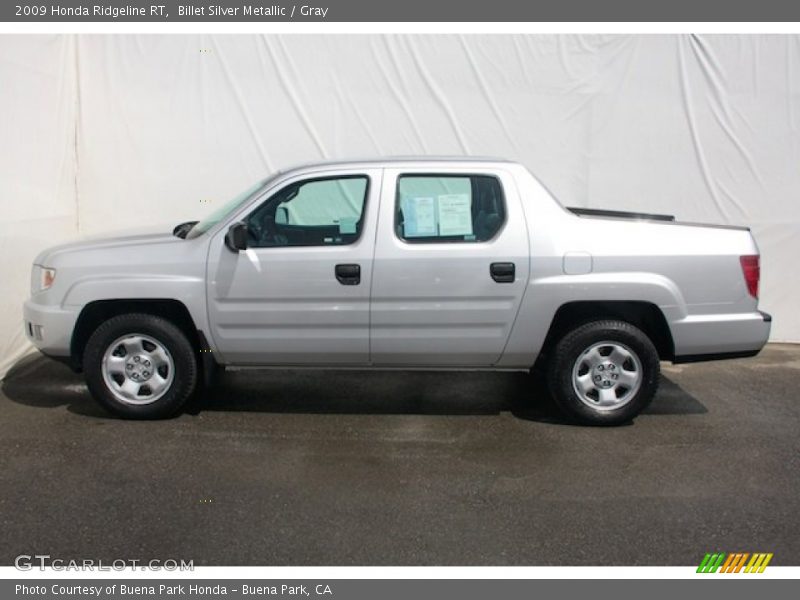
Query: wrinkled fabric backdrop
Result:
<box><xmin>1</xmin><ymin>34</ymin><xmax>798</xmax><ymax>378</ymax></box>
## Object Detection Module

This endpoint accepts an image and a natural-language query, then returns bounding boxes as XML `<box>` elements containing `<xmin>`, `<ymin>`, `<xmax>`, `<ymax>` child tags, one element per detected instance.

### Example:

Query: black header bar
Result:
<box><xmin>4</xmin><ymin>0</ymin><xmax>800</xmax><ymax>22</ymax></box>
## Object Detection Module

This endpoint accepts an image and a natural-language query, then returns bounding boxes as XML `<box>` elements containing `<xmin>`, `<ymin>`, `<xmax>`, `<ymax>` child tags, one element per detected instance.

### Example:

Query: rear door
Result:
<box><xmin>369</xmin><ymin>166</ymin><xmax>530</xmax><ymax>366</ymax></box>
<box><xmin>206</xmin><ymin>168</ymin><xmax>381</xmax><ymax>365</ymax></box>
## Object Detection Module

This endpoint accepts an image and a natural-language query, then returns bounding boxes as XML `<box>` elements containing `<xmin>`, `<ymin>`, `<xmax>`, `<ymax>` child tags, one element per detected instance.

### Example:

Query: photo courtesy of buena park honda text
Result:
<box><xmin>0</xmin><ymin>0</ymin><xmax>798</xmax><ymax>598</ymax></box>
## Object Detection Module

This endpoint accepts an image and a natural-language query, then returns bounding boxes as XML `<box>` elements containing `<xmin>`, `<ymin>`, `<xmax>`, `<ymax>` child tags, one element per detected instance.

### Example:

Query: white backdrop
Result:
<box><xmin>1</xmin><ymin>34</ymin><xmax>798</xmax><ymax>377</ymax></box>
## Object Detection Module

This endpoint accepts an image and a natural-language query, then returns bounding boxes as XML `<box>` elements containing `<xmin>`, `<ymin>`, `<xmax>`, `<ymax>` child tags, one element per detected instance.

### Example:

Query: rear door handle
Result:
<box><xmin>335</xmin><ymin>264</ymin><xmax>361</xmax><ymax>285</ymax></box>
<box><xmin>490</xmin><ymin>262</ymin><xmax>515</xmax><ymax>283</ymax></box>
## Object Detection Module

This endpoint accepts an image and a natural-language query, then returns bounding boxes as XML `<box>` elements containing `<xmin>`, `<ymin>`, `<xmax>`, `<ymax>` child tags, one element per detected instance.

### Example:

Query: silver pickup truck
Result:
<box><xmin>23</xmin><ymin>157</ymin><xmax>771</xmax><ymax>424</ymax></box>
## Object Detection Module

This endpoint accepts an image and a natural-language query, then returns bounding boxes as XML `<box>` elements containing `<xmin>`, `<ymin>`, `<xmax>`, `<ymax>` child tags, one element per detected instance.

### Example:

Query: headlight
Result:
<box><xmin>31</xmin><ymin>265</ymin><xmax>56</xmax><ymax>293</ymax></box>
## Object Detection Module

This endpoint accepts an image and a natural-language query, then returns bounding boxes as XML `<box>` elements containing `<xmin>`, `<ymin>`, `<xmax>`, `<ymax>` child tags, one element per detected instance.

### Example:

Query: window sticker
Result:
<box><xmin>437</xmin><ymin>194</ymin><xmax>473</xmax><ymax>236</ymax></box>
<box><xmin>401</xmin><ymin>196</ymin><xmax>437</xmax><ymax>237</ymax></box>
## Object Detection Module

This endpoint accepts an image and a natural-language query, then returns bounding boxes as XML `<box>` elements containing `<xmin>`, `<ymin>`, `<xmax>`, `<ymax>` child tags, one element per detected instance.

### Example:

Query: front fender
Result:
<box><xmin>62</xmin><ymin>275</ymin><xmax>211</xmax><ymax>336</ymax></box>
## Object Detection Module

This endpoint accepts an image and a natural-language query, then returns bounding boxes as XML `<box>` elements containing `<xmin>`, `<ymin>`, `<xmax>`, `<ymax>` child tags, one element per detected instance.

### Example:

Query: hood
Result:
<box><xmin>34</xmin><ymin>225</ymin><xmax>184</xmax><ymax>266</ymax></box>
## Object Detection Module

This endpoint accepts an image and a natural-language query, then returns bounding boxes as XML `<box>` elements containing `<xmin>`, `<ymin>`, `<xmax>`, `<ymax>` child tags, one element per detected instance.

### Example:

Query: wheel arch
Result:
<box><xmin>535</xmin><ymin>300</ymin><xmax>675</xmax><ymax>370</ymax></box>
<box><xmin>71</xmin><ymin>299</ymin><xmax>202</xmax><ymax>371</ymax></box>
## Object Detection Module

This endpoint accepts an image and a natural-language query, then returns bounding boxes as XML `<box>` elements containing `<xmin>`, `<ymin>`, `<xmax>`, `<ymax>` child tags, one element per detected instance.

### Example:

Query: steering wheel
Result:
<box><xmin>246</xmin><ymin>217</ymin><xmax>263</xmax><ymax>245</ymax></box>
<box><xmin>247</xmin><ymin>211</ymin><xmax>285</xmax><ymax>246</ymax></box>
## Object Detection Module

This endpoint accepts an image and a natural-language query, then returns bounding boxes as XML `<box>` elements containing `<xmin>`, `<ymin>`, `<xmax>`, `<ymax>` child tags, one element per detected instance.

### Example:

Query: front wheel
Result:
<box><xmin>546</xmin><ymin>320</ymin><xmax>660</xmax><ymax>426</ymax></box>
<box><xmin>83</xmin><ymin>314</ymin><xmax>198</xmax><ymax>419</ymax></box>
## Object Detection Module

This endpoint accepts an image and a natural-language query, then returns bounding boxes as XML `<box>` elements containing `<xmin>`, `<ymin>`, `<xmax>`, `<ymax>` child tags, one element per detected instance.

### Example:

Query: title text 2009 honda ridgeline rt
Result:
<box><xmin>23</xmin><ymin>158</ymin><xmax>771</xmax><ymax>424</ymax></box>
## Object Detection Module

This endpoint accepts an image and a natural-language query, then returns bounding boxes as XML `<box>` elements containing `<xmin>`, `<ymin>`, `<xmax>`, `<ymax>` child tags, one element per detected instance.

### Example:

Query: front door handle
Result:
<box><xmin>335</xmin><ymin>264</ymin><xmax>361</xmax><ymax>285</ymax></box>
<box><xmin>490</xmin><ymin>262</ymin><xmax>515</xmax><ymax>283</ymax></box>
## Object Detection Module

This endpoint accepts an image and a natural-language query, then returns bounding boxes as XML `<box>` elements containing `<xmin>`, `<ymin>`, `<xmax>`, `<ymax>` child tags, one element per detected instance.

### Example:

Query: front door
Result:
<box><xmin>206</xmin><ymin>169</ymin><xmax>381</xmax><ymax>365</ymax></box>
<box><xmin>369</xmin><ymin>167</ymin><xmax>530</xmax><ymax>366</ymax></box>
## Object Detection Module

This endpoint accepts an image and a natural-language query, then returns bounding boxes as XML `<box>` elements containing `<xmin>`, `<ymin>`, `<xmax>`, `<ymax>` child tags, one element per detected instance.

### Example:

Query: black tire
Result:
<box><xmin>83</xmin><ymin>313</ymin><xmax>198</xmax><ymax>419</ymax></box>
<box><xmin>546</xmin><ymin>320</ymin><xmax>660</xmax><ymax>426</ymax></box>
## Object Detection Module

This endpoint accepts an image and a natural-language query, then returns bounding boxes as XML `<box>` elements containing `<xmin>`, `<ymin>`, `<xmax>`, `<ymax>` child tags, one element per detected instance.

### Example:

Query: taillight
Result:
<box><xmin>740</xmin><ymin>255</ymin><xmax>760</xmax><ymax>299</ymax></box>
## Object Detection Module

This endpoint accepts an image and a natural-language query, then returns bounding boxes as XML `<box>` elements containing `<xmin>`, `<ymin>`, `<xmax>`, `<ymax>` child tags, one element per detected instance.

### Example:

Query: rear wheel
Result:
<box><xmin>83</xmin><ymin>313</ymin><xmax>198</xmax><ymax>419</ymax></box>
<box><xmin>547</xmin><ymin>320</ymin><xmax>660</xmax><ymax>425</ymax></box>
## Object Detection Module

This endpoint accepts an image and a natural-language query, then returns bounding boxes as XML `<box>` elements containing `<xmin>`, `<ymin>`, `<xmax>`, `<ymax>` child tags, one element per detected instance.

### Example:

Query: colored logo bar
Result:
<box><xmin>697</xmin><ymin>552</ymin><xmax>773</xmax><ymax>573</ymax></box>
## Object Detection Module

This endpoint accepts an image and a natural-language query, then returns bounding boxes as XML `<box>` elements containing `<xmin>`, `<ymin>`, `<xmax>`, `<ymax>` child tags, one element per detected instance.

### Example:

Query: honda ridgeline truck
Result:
<box><xmin>23</xmin><ymin>158</ymin><xmax>771</xmax><ymax>424</ymax></box>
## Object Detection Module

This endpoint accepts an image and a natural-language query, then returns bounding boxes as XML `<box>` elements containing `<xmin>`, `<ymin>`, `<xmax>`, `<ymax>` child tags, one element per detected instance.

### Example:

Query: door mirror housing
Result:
<box><xmin>225</xmin><ymin>221</ymin><xmax>249</xmax><ymax>252</ymax></box>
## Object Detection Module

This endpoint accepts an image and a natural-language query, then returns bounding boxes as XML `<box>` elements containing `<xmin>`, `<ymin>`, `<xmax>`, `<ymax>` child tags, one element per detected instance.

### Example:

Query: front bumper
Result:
<box><xmin>671</xmin><ymin>310</ymin><xmax>772</xmax><ymax>363</ymax></box>
<box><xmin>23</xmin><ymin>299</ymin><xmax>80</xmax><ymax>359</ymax></box>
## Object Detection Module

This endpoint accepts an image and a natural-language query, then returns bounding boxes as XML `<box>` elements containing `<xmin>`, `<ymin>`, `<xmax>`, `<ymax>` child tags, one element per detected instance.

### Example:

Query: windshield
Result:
<box><xmin>185</xmin><ymin>175</ymin><xmax>276</xmax><ymax>239</ymax></box>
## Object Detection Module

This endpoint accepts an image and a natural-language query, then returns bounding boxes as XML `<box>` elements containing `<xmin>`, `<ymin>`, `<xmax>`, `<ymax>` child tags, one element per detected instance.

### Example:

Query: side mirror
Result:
<box><xmin>225</xmin><ymin>221</ymin><xmax>248</xmax><ymax>252</ymax></box>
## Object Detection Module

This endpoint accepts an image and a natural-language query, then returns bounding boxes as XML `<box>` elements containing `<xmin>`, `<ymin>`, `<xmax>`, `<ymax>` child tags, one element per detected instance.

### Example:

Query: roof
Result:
<box><xmin>280</xmin><ymin>156</ymin><xmax>514</xmax><ymax>173</ymax></box>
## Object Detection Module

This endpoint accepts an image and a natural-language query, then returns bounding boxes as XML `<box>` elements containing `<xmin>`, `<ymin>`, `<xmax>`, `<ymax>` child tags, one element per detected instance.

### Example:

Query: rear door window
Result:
<box><xmin>395</xmin><ymin>175</ymin><xmax>506</xmax><ymax>243</ymax></box>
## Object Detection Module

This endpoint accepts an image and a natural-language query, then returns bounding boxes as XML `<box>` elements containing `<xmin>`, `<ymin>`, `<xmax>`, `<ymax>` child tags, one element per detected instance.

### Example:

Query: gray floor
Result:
<box><xmin>0</xmin><ymin>344</ymin><xmax>798</xmax><ymax>566</ymax></box>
